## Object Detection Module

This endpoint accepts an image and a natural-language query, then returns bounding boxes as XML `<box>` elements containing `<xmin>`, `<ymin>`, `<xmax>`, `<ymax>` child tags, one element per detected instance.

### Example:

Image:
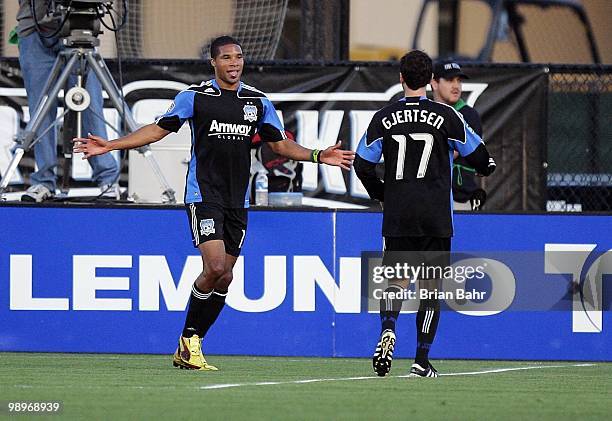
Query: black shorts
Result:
<box><xmin>384</xmin><ymin>236</ymin><xmax>451</xmax><ymax>253</ymax></box>
<box><xmin>383</xmin><ymin>236</ymin><xmax>451</xmax><ymax>280</ymax></box>
<box><xmin>186</xmin><ymin>203</ymin><xmax>248</xmax><ymax>257</ymax></box>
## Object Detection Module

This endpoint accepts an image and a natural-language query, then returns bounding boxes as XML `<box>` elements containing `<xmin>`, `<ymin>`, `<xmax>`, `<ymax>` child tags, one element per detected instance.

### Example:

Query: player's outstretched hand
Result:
<box><xmin>320</xmin><ymin>141</ymin><xmax>355</xmax><ymax>170</ymax></box>
<box><xmin>72</xmin><ymin>134</ymin><xmax>111</xmax><ymax>159</ymax></box>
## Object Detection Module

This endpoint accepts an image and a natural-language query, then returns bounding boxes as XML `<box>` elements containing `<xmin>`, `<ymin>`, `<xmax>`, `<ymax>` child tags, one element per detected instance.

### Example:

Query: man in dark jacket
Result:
<box><xmin>431</xmin><ymin>60</ymin><xmax>487</xmax><ymax>210</ymax></box>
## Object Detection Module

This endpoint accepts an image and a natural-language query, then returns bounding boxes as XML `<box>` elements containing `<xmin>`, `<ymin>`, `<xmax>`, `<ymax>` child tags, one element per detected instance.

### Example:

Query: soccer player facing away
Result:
<box><xmin>354</xmin><ymin>50</ymin><xmax>495</xmax><ymax>377</ymax></box>
<box><xmin>74</xmin><ymin>36</ymin><xmax>355</xmax><ymax>371</ymax></box>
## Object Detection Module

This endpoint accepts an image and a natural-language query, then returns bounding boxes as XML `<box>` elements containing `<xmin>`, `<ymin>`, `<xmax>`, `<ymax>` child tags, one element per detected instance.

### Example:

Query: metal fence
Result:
<box><xmin>546</xmin><ymin>67</ymin><xmax>612</xmax><ymax>212</ymax></box>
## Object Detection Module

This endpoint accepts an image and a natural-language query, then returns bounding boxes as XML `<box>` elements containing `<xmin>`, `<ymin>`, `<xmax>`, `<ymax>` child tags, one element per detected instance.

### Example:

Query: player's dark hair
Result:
<box><xmin>400</xmin><ymin>50</ymin><xmax>433</xmax><ymax>90</ymax></box>
<box><xmin>210</xmin><ymin>36</ymin><xmax>242</xmax><ymax>58</ymax></box>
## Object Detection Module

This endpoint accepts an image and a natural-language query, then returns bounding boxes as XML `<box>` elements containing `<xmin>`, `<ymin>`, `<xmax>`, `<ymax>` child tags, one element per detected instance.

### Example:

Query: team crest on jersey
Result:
<box><xmin>243</xmin><ymin>104</ymin><xmax>258</xmax><ymax>122</ymax></box>
<box><xmin>200</xmin><ymin>218</ymin><xmax>215</xmax><ymax>236</ymax></box>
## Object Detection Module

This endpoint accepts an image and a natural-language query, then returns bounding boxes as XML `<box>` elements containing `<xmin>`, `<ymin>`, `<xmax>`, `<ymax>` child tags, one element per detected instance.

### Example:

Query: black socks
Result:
<box><xmin>200</xmin><ymin>289</ymin><xmax>228</xmax><ymax>338</ymax></box>
<box><xmin>182</xmin><ymin>284</ymin><xmax>228</xmax><ymax>338</ymax></box>
<box><xmin>415</xmin><ymin>298</ymin><xmax>440</xmax><ymax>366</ymax></box>
<box><xmin>379</xmin><ymin>285</ymin><xmax>405</xmax><ymax>332</ymax></box>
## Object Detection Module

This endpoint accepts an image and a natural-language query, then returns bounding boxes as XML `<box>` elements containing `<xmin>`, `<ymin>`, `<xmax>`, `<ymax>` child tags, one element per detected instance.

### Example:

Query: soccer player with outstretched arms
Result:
<box><xmin>74</xmin><ymin>36</ymin><xmax>354</xmax><ymax>371</ymax></box>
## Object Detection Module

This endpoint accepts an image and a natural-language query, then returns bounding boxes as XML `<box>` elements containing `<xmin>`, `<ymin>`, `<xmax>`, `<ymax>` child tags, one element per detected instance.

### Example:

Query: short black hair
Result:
<box><xmin>399</xmin><ymin>50</ymin><xmax>433</xmax><ymax>90</ymax></box>
<box><xmin>210</xmin><ymin>36</ymin><xmax>242</xmax><ymax>58</ymax></box>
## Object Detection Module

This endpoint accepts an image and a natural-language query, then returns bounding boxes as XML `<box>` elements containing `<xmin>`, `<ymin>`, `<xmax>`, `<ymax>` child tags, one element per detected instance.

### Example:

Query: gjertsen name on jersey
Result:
<box><xmin>209</xmin><ymin>119</ymin><xmax>251</xmax><ymax>137</ymax></box>
<box><xmin>382</xmin><ymin>109</ymin><xmax>444</xmax><ymax>130</ymax></box>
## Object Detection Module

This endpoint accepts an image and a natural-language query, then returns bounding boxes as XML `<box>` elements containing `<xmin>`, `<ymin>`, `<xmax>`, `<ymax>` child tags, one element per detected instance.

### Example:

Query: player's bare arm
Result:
<box><xmin>72</xmin><ymin>123</ymin><xmax>170</xmax><ymax>159</ymax></box>
<box><xmin>268</xmin><ymin>139</ymin><xmax>355</xmax><ymax>170</ymax></box>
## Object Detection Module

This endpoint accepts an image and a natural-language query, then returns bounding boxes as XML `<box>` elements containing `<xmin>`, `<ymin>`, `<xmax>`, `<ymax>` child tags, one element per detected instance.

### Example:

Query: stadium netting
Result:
<box><xmin>112</xmin><ymin>0</ymin><xmax>288</xmax><ymax>60</ymax></box>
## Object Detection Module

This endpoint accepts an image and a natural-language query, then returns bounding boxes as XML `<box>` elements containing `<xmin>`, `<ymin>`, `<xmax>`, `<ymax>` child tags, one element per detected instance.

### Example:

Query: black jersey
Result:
<box><xmin>156</xmin><ymin>79</ymin><xmax>286</xmax><ymax>207</ymax></box>
<box><xmin>452</xmin><ymin>101</ymin><xmax>483</xmax><ymax>203</ymax></box>
<box><xmin>356</xmin><ymin>96</ymin><xmax>483</xmax><ymax>237</ymax></box>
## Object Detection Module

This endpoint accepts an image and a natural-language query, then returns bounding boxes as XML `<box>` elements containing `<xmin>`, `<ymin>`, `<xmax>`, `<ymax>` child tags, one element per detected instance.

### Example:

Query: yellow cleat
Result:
<box><xmin>172</xmin><ymin>335</ymin><xmax>218</xmax><ymax>371</ymax></box>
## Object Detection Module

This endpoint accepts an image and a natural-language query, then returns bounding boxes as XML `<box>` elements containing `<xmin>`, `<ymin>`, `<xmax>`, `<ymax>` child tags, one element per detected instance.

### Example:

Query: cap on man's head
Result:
<box><xmin>433</xmin><ymin>61</ymin><xmax>469</xmax><ymax>80</ymax></box>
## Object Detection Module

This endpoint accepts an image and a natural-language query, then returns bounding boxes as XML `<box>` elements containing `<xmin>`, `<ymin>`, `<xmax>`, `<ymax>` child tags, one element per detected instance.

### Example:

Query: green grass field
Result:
<box><xmin>0</xmin><ymin>353</ymin><xmax>610</xmax><ymax>420</ymax></box>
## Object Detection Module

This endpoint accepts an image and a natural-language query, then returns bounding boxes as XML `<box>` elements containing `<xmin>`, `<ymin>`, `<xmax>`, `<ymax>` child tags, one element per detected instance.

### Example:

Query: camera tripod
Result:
<box><xmin>0</xmin><ymin>30</ymin><xmax>176</xmax><ymax>203</ymax></box>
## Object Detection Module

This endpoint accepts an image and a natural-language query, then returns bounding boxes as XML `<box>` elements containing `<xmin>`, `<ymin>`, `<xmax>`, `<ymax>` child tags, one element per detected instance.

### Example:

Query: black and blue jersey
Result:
<box><xmin>355</xmin><ymin>96</ymin><xmax>491</xmax><ymax>237</ymax></box>
<box><xmin>156</xmin><ymin>79</ymin><xmax>286</xmax><ymax>207</ymax></box>
<box><xmin>452</xmin><ymin>101</ymin><xmax>483</xmax><ymax>203</ymax></box>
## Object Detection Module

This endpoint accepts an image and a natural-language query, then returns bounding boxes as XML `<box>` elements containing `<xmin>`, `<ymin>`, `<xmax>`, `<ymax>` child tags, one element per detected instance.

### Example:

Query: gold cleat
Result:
<box><xmin>172</xmin><ymin>335</ymin><xmax>218</xmax><ymax>371</ymax></box>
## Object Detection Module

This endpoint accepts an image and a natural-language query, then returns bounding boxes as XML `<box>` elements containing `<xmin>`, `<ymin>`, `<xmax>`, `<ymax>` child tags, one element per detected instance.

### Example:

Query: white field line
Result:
<box><xmin>398</xmin><ymin>363</ymin><xmax>595</xmax><ymax>377</ymax></box>
<box><xmin>199</xmin><ymin>363</ymin><xmax>596</xmax><ymax>390</ymax></box>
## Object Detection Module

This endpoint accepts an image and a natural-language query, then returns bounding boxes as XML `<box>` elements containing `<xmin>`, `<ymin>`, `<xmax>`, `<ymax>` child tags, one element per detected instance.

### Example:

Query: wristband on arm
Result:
<box><xmin>311</xmin><ymin>149</ymin><xmax>322</xmax><ymax>164</ymax></box>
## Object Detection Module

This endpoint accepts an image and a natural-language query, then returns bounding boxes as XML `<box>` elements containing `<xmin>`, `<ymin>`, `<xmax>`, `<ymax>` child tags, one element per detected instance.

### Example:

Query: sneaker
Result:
<box><xmin>409</xmin><ymin>362</ymin><xmax>439</xmax><ymax>378</ymax></box>
<box><xmin>21</xmin><ymin>184</ymin><xmax>54</xmax><ymax>202</ymax></box>
<box><xmin>99</xmin><ymin>183</ymin><xmax>120</xmax><ymax>199</ymax></box>
<box><xmin>172</xmin><ymin>335</ymin><xmax>218</xmax><ymax>371</ymax></box>
<box><xmin>372</xmin><ymin>329</ymin><xmax>396</xmax><ymax>377</ymax></box>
